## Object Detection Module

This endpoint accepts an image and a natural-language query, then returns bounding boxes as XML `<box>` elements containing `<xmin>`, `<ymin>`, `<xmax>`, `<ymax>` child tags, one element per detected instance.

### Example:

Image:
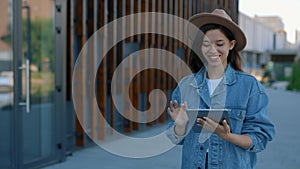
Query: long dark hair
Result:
<box><xmin>188</xmin><ymin>24</ymin><xmax>244</xmax><ymax>73</ymax></box>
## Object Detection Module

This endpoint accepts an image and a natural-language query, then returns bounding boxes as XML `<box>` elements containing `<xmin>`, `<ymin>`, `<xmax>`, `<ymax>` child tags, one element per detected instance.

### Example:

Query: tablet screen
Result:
<box><xmin>186</xmin><ymin>109</ymin><xmax>231</xmax><ymax>133</ymax></box>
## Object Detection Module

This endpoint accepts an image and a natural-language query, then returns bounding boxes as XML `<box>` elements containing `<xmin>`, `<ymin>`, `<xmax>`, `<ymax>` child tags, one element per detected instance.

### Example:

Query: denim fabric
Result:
<box><xmin>166</xmin><ymin>64</ymin><xmax>275</xmax><ymax>169</ymax></box>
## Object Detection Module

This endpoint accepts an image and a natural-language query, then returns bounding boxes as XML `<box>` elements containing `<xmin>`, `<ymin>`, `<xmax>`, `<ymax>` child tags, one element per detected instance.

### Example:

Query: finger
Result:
<box><xmin>203</xmin><ymin>117</ymin><xmax>215</xmax><ymax>124</ymax></box>
<box><xmin>167</xmin><ymin>107</ymin><xmax>171</xmax><ymax>115</ymax></box>
<box><xmin>204</xmin><ymin>117</ymin><xmax>220</xmax><ymax>130</ymax></box>
<box><xmin>222</xmin><ymin>120</ymin><xmax>231</xmax><ymax>133</ymax></box>
<box><xmin>170</xmin><ymin>101</ymin><xmax>177</xmax><ymax>111</ymax></box>
<box><xmin>170</xmin><ymin>101</ymin><xmax>174</xmax><ymax>110</ymax></box>
<box><xmin>168</xmin><ymin>107</ymin><xmax>175</xmax><ymax>116</ymax></box>
<box><xmin>182</xmin><ymin>101</ymin><xmax>188</xmax><ymax>111</ymax></box>
<box><xmin>173</xmin><ymin>100</ymin><xmax>179</xmax><ymax>109</ymax></box>
<box><xmin>167</xmin><ymin>107</ymin><xmax>171</xmax><ymax>114</ymax></box>
<box><xmin>197</xmin><ymin>118</ymin><xmax>205</xmax><ymax>126</ymax></box>
<box><xmin>168</xmin><ymin>107</ymin><xmax>175</xmax><ymax>119</ymax></box>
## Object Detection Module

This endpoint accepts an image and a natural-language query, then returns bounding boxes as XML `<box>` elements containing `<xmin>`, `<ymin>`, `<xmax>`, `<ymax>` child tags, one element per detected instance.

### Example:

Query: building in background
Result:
<box><xmin>239</xmin><ymin>12</ymin><xmax>274</xmax><ymax>78</ymax></box>
<box><xmin>239</xmin><ymin>12</ymin><xmax>297</xmax><ymax>81</ymax></box>
<box><xmin>254</xmin><ymin>15</ymin><xmax>288</xmax><ymax>49</ymax></box>
<box><xmin>296</xmin><ymin>30</ymin><xmax>300</xmax><ymax>48</ymax></box>
<box><xmin>254</xmin><ymin>15</ymin><xmax>284</xmax><ymax>31</ymax></box>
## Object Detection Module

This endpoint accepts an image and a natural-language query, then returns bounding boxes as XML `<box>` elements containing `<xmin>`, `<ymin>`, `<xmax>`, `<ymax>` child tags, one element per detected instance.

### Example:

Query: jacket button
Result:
<box><xmin>200</xmin><ymin>146</ymin><xmax>204</xmax><ymax>150</ymax></box>
<box><xmin>198</xmin><ymin>167</ymin><xmax>201</xmax><ymax>169</ymax></box>
<box><xmin>239</xmin><ymin>111</ymin><xmax>243</xmax><ymax>119</ymax></box>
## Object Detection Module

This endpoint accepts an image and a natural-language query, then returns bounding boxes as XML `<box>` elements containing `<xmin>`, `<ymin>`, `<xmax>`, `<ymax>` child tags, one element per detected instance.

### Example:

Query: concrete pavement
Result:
<box><xmin>255</xmin><ymin>88</ymin><xmax>300</xmax><ymax>169</ymax></box>
<box><xmin>42</xmin><ymin>88</ymin><xmax>300</xmax><ymax>169</ymax></box>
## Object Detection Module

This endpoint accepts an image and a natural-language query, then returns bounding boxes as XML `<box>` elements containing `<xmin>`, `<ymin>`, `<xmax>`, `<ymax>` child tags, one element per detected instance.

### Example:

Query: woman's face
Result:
<box><xmin>201</xmin><ymin>29</ymin><xmax>236</xmax><ymax>69</ymax></box>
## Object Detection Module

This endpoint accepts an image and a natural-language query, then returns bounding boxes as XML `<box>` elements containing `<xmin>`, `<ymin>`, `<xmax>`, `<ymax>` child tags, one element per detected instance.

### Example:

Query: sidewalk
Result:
<box><xmin>43</xmin><ymin>88</ymin><xmax>300</xmax><ymax>169</ymax></box>
<box><xmin>255</xmin><ymin>88</ymin><xmax>300</xmax><ymax>169</ymax></box>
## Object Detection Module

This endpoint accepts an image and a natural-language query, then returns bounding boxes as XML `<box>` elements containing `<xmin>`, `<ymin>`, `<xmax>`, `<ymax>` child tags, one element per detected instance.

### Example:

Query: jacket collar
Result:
<box><xmin>190</xmin><ymin>64</ymin><xmax>237</xmax><ymax>89</ymax></box>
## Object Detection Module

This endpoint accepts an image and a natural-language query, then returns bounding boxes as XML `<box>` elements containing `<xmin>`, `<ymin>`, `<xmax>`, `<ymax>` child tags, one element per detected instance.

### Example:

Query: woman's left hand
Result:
<box><xmin>198</xmin><ymin>117</ymin><xmax>231</xmax><ymax>140</ymax></box>
<box><xmin>198</xmin><ymin>117</ymin><xmax>253</xmax><ymax>148</ymax></box>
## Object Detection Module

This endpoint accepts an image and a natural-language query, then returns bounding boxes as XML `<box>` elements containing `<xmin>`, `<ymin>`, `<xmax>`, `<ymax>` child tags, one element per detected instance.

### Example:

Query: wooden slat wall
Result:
<box><xmin>73</xmin><ymin>0</ymin><xmax>239</xmax><ymax>145</ymax></box>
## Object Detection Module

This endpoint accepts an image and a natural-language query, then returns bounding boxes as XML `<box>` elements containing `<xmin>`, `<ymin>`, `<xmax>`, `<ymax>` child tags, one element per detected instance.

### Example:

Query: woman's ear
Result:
<box><xmin>229</xmin><ymin>40</ymin><xmax>236</xmax><ymax>50</ymax></box>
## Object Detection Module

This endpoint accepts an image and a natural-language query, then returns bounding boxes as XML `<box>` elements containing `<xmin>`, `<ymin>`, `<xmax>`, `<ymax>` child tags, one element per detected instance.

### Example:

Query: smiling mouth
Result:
<box><xmin>208</xmin><ymin>55</ymin><xmax>220</xmax><ymax>59</ymax></box>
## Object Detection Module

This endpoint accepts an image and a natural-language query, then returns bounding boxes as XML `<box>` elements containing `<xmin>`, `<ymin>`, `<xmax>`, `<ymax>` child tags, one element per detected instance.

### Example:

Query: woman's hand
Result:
<box><xmin>198</xmin><ymin>117</ymin><xmax>231</xmax><ymax>140</ymax></box>
<box><xmin>168</xmin><ymin>100</ymin><xmax>189</xmax><ymax>136</ymax></box>
<box><xmin>198</xmin><ymin>117</ymin><xmax>252</xmax><ymax>148</ymax></box>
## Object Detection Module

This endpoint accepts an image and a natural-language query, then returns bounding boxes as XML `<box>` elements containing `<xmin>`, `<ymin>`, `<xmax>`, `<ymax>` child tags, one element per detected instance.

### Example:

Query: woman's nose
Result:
<box><xmin>208</xmin><ymin>44</ymin><xmax>218</xmax><ymax>53</ymax></box>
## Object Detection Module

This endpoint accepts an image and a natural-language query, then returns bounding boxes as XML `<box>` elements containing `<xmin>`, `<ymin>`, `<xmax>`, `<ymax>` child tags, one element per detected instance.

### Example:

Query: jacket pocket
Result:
<box><xmin>227</xmin><ymin>108</ymin><xmax>246</xmax><ymax>134</ymax></box>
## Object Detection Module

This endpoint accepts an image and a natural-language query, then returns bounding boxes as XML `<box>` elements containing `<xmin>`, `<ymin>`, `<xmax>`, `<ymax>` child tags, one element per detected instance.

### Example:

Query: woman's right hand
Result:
<box><xmin>168</xmin><ymin>100</ymin><xmax>189</xmax><ymax>135</ymax></box>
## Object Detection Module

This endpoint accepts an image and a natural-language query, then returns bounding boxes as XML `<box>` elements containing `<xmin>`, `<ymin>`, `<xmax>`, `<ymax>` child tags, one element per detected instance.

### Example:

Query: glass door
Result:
<box><xmin>0</xmin><ymin>0</ymin><xmax>14</xmax><ymax>168</ymax></box>
<box><xmin>21</xmin><ymin>0</ymin><xmax>58</xmax><ymax>168</ymax></box>
<box><xmin>0</xmin><ymin>0</ymin><xmax>65</xmax><ymax>168</ymax></box>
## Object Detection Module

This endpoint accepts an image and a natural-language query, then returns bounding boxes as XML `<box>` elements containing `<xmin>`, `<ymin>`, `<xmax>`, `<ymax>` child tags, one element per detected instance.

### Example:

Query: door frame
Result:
<box><xmin>12</xmin><ymin>0</ymin><xmax>23</xmax><ymax>168</ymax></box>
<box><xmin>12</xmin><ymin>0</ymin><xmax>67</xmax><ymax>168</ymax></box>
<box><xmin>54</xmin><ymin>0</ymin><xmax>67</xmax><ymax>163</ymax></box>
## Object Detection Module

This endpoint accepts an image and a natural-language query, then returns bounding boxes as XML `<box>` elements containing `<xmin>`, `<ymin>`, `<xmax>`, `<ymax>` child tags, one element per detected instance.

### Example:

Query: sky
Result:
<box><xmin>239</xmin><ymin>0</ymin><xmax>300</xmax><ymax>43</ymax></box>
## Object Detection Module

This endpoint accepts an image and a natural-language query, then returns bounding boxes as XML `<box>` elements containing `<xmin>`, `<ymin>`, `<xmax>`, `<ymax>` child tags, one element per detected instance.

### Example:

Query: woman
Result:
<box><xmin>166</xmin><ymin>9</ymin><xmax>275</xmax><ymax>169</ymax></box>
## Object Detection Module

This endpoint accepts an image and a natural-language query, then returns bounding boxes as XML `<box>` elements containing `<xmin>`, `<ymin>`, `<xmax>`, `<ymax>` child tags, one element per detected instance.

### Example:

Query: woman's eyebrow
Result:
<box><xmin>215</xmin><ymin>39</ymin><xmax>225</xmax><ymax>43</ymax></box>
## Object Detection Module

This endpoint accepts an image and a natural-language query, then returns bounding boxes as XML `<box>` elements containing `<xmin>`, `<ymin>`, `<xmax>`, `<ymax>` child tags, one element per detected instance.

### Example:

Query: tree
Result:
<box><xmin>22</xmin><ymin>18</ymin><xmax>55</xmax><ymax>72</ymax></box>
<box><xmin>287</xmin><ymin>59</ymin><xmax>300</xmax><ymax>91</ymax></box>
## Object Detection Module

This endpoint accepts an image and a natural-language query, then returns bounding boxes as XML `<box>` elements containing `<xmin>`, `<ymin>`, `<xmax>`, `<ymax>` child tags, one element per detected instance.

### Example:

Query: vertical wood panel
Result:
<box><xmin>174</xmin><ymin>0</ymin><xmax>178</xmax><ymax>50</ymax></box>
<box><xmin>173</xmin><ymin>0</ymin><xmax>179</xmax><ymax>90</ymax></box>
<box><xmin>106</xmin><ymin>0</ymin><xmax>117</xmax><ymax>135</ymax></box>
<box><xmin>167</xmin><ymin>0</ymin><xmax>173</xmax><ymax>92</ymax></box>
<box><xmin>192</xmin><ymin>0</ymin><xmax>197</xmax><ymax>15</ymax></box>
<box><xmin>132</xmin><ymin>56</ymin><xmax>140</xmax><ymax>130</ymax></box>
<box><xmin>224</xmin><ymin>0</ymin><xmax>227</xmax><ymax>9</ymax></box>
<box><xmin>130</xmin><ymin>0</ymin><xmax>139</xmax><ymax>130</ymax></box>
<box><xmin>188</xmin><ymin>0</ymin><xmax>193</xmax><ymax>18</ymax></box>
<box><xmin>197</xmin><ymin>0</ymin><xmax>201</xmax><ymax>13</ymax></box>
<box><xmin>178</xmin><ymin>0</ymin><xmax>183</xmax><ymax>48</ymax></box>
<box><xmin>75</xmin><ymin>0</ymin><xmax>86</xmax><ymax>147</ymax></box>
<box><xmin>140</xmin><ymin>0</ymin><xmax>148</xmax><ymax>93</ymax></box>
<box><xmin>96</xmin><ymin>0</ymin><xmax>107</xmax><ymax>140</ymax></box>
<box><xmin>117</xmin><ymin>0</ymin><xmax>132</xmax><ymax>133</ymax></box>
<box><xmin>126</xmin><ymin>0</ymin><xmax>134</xmax><ymax>42</ymax></box>
<box><xmin>133</xmin><ymin>0</ymin><xmax>139</xmax><ymax>42</ymax></box>
<box><xmin>161</xmin><ymin>0</ymin><xmax>167</xmax><ymax>96</ymax></box>
<box><xmin>156</xmin><ymin>0</ymin><xmax>166</xmax><ymax>123</ymax></box>
<box><xmin>149</xmin><ymin>0</ymin><xmax>156</xmax><ymax>125</ymax></box>
<box><xmin>90</xmin><ymin>0</ymin><xmax>97</xmax><ymax>141</ymax></box>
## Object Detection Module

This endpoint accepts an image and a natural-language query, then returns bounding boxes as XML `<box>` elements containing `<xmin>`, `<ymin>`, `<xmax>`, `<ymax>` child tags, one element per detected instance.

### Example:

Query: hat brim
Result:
<box><xmin>188</xmin><ymin>13</ymin><xmax>247</xmax><ymax>51</ymax></box>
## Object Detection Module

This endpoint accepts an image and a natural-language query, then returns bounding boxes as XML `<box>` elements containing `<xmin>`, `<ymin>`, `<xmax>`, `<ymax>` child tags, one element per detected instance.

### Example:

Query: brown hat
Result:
<box><xmin>189</xmin><ymin>9</ymin><xmax>247</xmax><ymax>51</ymax></box>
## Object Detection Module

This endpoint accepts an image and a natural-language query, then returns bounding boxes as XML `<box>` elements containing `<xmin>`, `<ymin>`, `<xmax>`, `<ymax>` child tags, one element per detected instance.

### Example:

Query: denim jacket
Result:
<box><xmin>166</xmin><ymin>64</ymin><xmax>275</xmax><ymax>169</ymax></box>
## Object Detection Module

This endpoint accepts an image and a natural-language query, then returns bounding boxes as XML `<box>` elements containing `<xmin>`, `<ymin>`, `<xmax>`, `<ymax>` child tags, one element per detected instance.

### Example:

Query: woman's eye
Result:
<box><xmin>202</xmin><ymin>43</ymin><xmax>210</xmax><ymax>47</ymax></box>
<box><xmin>217</xmin><ymin>43</ymin><xmax>224</xmax><ymax>47</ymax></box>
